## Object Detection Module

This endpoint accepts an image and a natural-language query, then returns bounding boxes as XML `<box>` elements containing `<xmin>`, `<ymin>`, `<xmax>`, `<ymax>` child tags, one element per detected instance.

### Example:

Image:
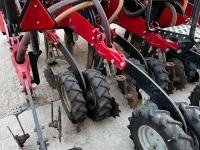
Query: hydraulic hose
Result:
<box><xmin>122</xmin><ymin>5</ymin><xmax>147</xmax><ymax>18</ymax></box>
<box><xmin>92</xmin><ymin>0</ymin><xmax>111</xmax><ymax>47</ymax></box>
<box><xmin>55</xmin><ymin>1</ymin><xmax>94</xmax><ymax>23</ymax></box>
<box><xmin>56</xmin><ymin>0</ymin><xmax>112</xmax><ymax>47</ymax></box>
<box><xmin>17</xmin><ymin>0</ymin><xmax>112</xmax><ymax>63</ymax></box>
<box><xmin>123</xmin><ymin>1</ymin><xmax>176</xmax><ymax>26</ymax></box>
<box><xmin>16</xmin><ymin>32</ymin><xmax>30</xmax><ymax>63</ymax></box>
<box><xmin>48</xmin><ymin>0</ymin><xmax>82</xmax><ymax>14</ymax></box>
<box><xmin>164</xmin><ymin>2</ymin><xmax>177</xmax><ymax>27</ymax></box>
<box><xmin>108</xmin><ymin>0</ymin><xmax>124</xmax><ymax>24</ymax></box>
<box><xmin>16</xmin><ymin>0</ymin><xmax>81</xmax><ymax>63</ymax></box>
<box><xmin>183</xmin><ymin>0</ymin><xmax>188</xmax><ymax>11</ymax></box>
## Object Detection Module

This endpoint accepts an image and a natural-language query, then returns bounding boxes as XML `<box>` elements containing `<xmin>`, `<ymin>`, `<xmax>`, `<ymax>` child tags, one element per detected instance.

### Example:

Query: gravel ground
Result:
<box><xmin>0</xmin><ymin>25</ymin><xmax>197</xmax><ymax>150</ymax></box>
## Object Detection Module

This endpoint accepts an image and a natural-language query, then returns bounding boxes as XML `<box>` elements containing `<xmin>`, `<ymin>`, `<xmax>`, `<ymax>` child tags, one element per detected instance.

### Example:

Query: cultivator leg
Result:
<box><xmin>24</xmin><ymin>78</ymin><xmax>47</xmax><ymax>150</ymax></box>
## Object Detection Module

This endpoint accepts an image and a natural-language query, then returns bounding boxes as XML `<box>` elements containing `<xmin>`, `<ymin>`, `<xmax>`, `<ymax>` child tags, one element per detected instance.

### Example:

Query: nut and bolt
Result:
<box><xmin>19</xmin><ymin>86</ymin><xmax>24</xmax><ymax>92</ymax></box>
<box><xmin>165</xmin><ymin>48</ymin><xmax>170</xmax><ymax>52</ymax></box>
<box><xmin>177</xmin><ymin>49</ymin><xmax>182</xmax><ymax>54</ymax></box>
<box><xmin>97</xmin><ymin>34</ymin><xmax>101</xmax><ymax>39</ymax></box>
<box><xmin>32</xmin><ymin>83</ymin><xmax>37</xmax><ymax>89</ymax></box>
<box><xmin>120</xmin><ymin>62</ymin><xmax>125</xmax><ymax>67</ymax></box>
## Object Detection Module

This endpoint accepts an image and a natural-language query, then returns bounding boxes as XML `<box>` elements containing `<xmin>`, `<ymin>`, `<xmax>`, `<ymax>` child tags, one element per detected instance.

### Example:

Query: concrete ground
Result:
<box><xmin>0</xmin><ymin>25</ymin><xmax>197</xmax><ymax>150</ymax></box>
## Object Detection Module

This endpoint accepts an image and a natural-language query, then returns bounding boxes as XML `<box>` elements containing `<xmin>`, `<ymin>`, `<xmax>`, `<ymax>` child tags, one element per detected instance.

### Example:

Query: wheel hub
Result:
<box><xmin>86</xmin><ymin>84</ymin><xmax>96</xmax><ymax>109</ymax></box>
<box><xmin>138</xmin><ymin>125</ymin><xmax>167</xmax><ymax>150</ymax></box>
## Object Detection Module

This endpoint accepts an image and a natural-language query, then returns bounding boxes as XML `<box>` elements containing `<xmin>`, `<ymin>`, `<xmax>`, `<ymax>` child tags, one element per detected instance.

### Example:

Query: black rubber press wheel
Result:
<box><xmin>57</xmin><ymin>72</ymin><xmax>87</xmax><ymax>124</ymax></box>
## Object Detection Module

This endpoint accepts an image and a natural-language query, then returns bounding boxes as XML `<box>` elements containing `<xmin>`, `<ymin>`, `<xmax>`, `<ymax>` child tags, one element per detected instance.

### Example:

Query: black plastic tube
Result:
<box><xmin>122</xmin><ymin>5</ymin><xmax>147</xmax><ymax>18</ymax></box>
<box><xmin>145</xmin><ymin>0</ymin><xmax>156</xmax><ymax>32</ymax></box>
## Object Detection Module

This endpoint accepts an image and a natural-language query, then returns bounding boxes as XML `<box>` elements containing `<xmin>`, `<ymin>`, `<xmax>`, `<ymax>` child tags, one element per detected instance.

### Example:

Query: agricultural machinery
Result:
<box><xmin>0</xmin><ymin>0</ymin><xmax>199</xmax><ymax>149</ymax></box>
<box><xmin>103</xmin><ymin>0</ymin><xmax>200</xmax><ymax>95</ymax></box>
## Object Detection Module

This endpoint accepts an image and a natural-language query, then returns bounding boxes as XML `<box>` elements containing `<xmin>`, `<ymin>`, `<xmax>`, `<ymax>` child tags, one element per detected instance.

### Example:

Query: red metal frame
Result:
<box><xmin>158</xmin><ymin>8</ymin><xmax>188</xmax><ymax>26</ymax></box>
<box><xmin>178</xmin><ymin>0</ymin><xmax>200</xmax><ymax>25</ymax></box>
<box><xmin>20</xmin><ymin>0</ymin><xmax>56</xmax><ymax>31</ymax></box>
<box><xmin>0</xmin><ymin>11</ymin><xmax>6</xmax><ymax>34</ymax></box>
<box><xmin>57</xmin><ymin>10</ymin><xmax>126</xmax><ymax>70</ymax></box>
<box><xmin>103</xmin><ymin>1</ymin><xmax>178</xmax><ymax>51</ymax></box>
<box><xmin>0</xmin><ymin>10</ymin><xmax>32</xmax><ymax>92</ymax></box>
<box><xmin>6</xmin><ymin>0</ymin><xmax>196</xmax><ymax>93</ymax></box>
<box><xmin>11</xmin><ymin>39</ymin><xmax>32</xmax><ymax>93</ymax></box>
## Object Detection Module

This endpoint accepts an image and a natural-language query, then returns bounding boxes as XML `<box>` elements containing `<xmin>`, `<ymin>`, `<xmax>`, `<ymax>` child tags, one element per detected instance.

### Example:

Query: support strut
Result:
<box><xmin>24</xmin><ymin>78</ymin><xmax>46</xmax><ymax>150</ymax></box>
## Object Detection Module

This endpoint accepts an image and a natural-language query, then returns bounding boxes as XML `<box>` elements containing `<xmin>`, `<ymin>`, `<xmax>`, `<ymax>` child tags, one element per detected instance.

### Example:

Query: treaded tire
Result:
<box><xmin>146</xmin><ymin>57</ymin><xmax>170</xmax><ymax>92</ymax></box>
<box><xmin>189</xmin><ymin>84</ymin><xmax>200</xmax><ymax>107</ymax></box>
<box><xmin>83</xmin><ymin>69</ymin><xmax>112</xmax><ymax>121</ymax></box>
<box><xmin>57</xmin><ymin>72</ymin><xmax>87</xmax><ymax>124</ymax></box>
<box><xmin>177</xmin><ymin>102</ymin><xmax>200</xmax><ymax>148</ymax></box>
<box><xmin>128</xmin><ymin>104</ymin><xmax>192</xmax><ymax>150</ymax></box>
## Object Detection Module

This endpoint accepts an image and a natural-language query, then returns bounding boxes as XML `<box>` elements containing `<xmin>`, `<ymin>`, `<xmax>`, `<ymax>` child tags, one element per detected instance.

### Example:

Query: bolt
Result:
<box><xmin>92</xmin><ymin>30</ymin><xmax>96</xmax><ymax>33</ymax></box>
<box><xmin>111</xmin><ymin>59</ymin><xmax>115</xmax><ymax>64</ymax></box>
<box><xmin>166</xmin><ymin>48</ymin><xmax>170</xmax><ymax>52</ymax></box>
<box><xmin>143</xmin><ymin>31</ymin><xmax>147</xmax><ymax>34</ymax></box>
<box><xmin>153</xmin><ymin>143</ymin><xmax>157</xmax><ymax>148</ymax></box>
<box><xmin>19</xmin><ymin>86</ymin><xmax>24</xmax><ymax>92</ymax></box>
<box><xmin>177</xmin><ymin>49</ymin><xmax>182</xmax><ymax>54</ymax></box>
<box><xmin>54</xmin><ymin>42</ymin><xmax>58</xmax><ymax>46</ymax></box>
<box><xmin>34</xmin><ymin>4</ymin><xmax>37</xmax><ymax>8</ymax></box>
<box><xmin>97</xmin><ymin>34</ymin><xmax>101</xmax><ymax>39</ymax></box>
<box><xmin>32</xmin><ymin>83</ymin><xmax>37</xmax><ymax>89</ymax></box>
<box><xmin>36</xmin><ymin>21</ymin><xmax>39</xmax><ymax>24</ymax></box>
<box><xmin>91</xmin><ymin>44</ymin><xmax>94</xmax><ymax>47</ymax></box>
<box><xmin>92</xmin><ymin>37</ymin><xmax>95</xmax><ymax>40</ymax></box>
<box><xmin>120</xmin><ymin>62</ymin><xmax>125</xmax><ymax>67</ymax></box>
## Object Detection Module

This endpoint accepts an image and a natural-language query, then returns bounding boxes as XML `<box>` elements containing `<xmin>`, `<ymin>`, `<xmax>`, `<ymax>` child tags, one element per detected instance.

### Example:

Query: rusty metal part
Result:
<box><xmin>48</xmin><ymin>103</ymin><xmax>62</xmax><ymax>142</ymax></box>
<box><xmin>123</xmin><ymin>77</ymin><xmax>140</xmax><ymax>108</ymax></box>
<box><xmin>58</xmin><ymin>106</ymin><xmax>62</xmax><ymax>142</ymax></box>
<box><xmin>106</xmin><ymin>74</ymin><xmax>127</xmax><ymax>84</ymax></box>
<box><xmin>44</xmin><ymin>67</ymin><xmax>57</xmax><ymax>89</ymax></box>
<box><xmin>33</xmin><ymin>96</ymin><xmax>54</xmax><ymax>105</ymax></box>
<box><xmin>118</xmin><ymin>73</ymin><xmax>140</xmax><ymax>108</ymax></box>
<box><xmin>167</xmin><ymin>59</ymin><xmax>187</xmax><ymax>90</ymax></box>
<box><xmin>7</xmin><ymin>115</ymin><xmax>30</xmax><ymax>148</ymax></box>
<box><xmin>173</xmin><ymin>66</ymin><xmax>187</xmax><ymax>90</ymax></box>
